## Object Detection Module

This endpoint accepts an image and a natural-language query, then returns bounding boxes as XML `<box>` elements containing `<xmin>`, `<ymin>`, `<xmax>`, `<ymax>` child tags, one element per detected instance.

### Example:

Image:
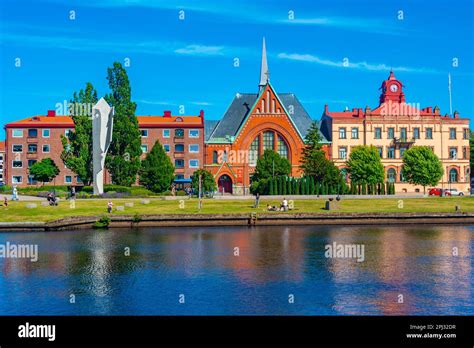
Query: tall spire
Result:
<box><xmin>259</xmin><ymin>37</ymin><xmax>269</xmax><ymax>90</ymax></box>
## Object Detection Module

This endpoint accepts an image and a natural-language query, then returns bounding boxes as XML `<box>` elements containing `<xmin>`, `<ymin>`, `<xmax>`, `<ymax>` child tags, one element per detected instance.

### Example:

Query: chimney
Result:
<box><xmin>199</xmin><ymin>110</ymin><xmax>204</xmax><ymax>118</ymax></box>
<box><xmin>47</xmin><ymin>110</ymin><xmax>56</xmax><ymax>117</ymax></box>
<box><xmin>324</xmin><ymin>104</ymin><xmax>329</xmax><ymax>114</ymax></box>
<box><xmin>453</xmin><ymin>111</ymin><xmax>459</xmax><ymax>118</ymax></box>
<box><xmin>163</xmin><ymin>110</ymin><xmax>172</xmax><ymax>117</ymax></box>
<box><xmin>427</xmin><ymin>106</ymin><xmax>433</xmax><ymax>113</ymax></box>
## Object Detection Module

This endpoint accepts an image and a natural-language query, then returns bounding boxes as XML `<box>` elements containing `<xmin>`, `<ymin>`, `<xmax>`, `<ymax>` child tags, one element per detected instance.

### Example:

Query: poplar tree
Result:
<box><xmin>105</xmin><ymin>62</ymin><xmax>142</xmax><ymax>186</ymax></box>
<box><xmin>139</xmin><ymin>141</ymin><xmax>174</xmax><ymax>193</ymax></box>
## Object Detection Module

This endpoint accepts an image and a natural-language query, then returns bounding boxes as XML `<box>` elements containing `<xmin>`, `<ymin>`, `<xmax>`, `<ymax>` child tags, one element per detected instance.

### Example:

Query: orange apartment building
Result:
<box><xmin>3</xmin><ymin>110</ymin><xmax>204</xmax><ymax>186</ymax></box>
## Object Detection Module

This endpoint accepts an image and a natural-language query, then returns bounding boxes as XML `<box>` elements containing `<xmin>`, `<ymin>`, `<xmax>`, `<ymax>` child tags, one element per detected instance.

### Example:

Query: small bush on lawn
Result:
<box><xmin>93</xmin><ymin>215</ymin><xmax>111</xmax><ymax>229</ymax></box>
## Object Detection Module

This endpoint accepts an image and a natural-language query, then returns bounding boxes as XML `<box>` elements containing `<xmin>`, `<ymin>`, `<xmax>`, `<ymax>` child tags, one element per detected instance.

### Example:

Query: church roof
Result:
<box><xmin>206</xmin><ymin>92</ymin><xmax>327</xmax><ymax>143</ymax></box>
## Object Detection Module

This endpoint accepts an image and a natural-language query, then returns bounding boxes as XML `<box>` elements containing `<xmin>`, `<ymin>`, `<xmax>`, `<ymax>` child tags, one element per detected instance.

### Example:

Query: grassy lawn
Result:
<box><xmin>1</xmin><ymin>197</ymin><xmax>473</xmax><ymax>223</ymax></box>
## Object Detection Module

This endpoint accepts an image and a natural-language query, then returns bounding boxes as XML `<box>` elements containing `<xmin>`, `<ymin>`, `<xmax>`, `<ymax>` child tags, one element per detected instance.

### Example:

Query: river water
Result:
<box><xmin>0</xmin><ymin>225</ymin><xmax>472</xmax><ymax>315</ymax></box>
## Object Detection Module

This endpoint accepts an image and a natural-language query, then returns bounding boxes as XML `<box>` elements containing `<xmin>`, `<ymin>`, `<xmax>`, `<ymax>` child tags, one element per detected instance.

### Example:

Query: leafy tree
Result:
<box><xmin>347</xmin><ymin>145</ymin><xmax>385</xmax><ymax>185</ymax></box>
<box><xmin>402</xmin><ymin>146</ymin><xmax>443</xmax><ymax>194</ymax></box>
<box><xmin>269</xmin><ymin>178</ymin><xmax>274</xmax><ymax>195</ymax></box>
<box><xmin>139</xmin><ymin>141</ymin><xmax>174</xmax><ymax>193</ymax></box>
<box><xmin>191</xmin><ymin>169</ymin><xmax>217</xmax><ymax>193</ymax></box>
<box><xmin>105</xmin><ymin>62</ymin><xmax>142</xmax><ymax>186</ymax></box>
<box><xmin>29</xmin><ymin>158</ymin><xmax>60</xmax><ymax>185</ymax></box>
<box><xmin>60</xmin><ymin>82</ymin><xmax>98</xmax><ymax>185</ymax></box>
<box><xmin>253</xmin><ymin>150</ymin><xmax>291</xmax><ymax>181</ymax></box>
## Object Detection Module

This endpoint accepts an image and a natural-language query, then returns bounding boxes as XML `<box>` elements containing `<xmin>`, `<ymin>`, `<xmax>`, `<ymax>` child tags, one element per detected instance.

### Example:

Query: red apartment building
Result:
<box><xmin>0</xmin><ymin>141</ymin><xmax>5</xmax><ymax>184</ymax></box>
<box><xmin>3</xmin><ymin>110</ymin><xmax>204</xmax><ymax>187</ymax></box>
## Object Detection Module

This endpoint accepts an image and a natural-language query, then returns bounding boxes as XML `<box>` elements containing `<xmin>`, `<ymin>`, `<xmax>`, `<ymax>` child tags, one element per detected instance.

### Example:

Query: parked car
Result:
<box><xmin>445</xmin><ymin>188</ymin><xmax>464</xmax><ymax>196</ymax></box>
<box><xmin>428</xmin><ymin>188</ymin><xmax>451</xmax><ymax>196</ymax></box>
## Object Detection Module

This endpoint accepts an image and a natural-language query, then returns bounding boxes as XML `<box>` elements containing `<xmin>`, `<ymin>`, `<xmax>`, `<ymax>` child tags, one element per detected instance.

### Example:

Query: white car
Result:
<box><xmin>445</xmin><ymin>189</ymin><xmax>465</xmax><ymax>196</ymax></box>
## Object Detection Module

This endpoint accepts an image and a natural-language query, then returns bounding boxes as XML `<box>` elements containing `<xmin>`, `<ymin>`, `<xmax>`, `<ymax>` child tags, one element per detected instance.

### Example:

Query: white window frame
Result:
<box><xmin>42</xmin><ymin>129</ymin><xmax>50</xmax><ymax>138</ymax></box>
<box><xmin>163</xmin><ymin>144</ymin><xmax>170</xmax><ymax>152</ymax></box>
<box><xmin>42</xmin><ymin>144</ymin><xmax>50</xmax><ymax>153</ymax></box>
<box><xmin>189</xmin><ymin>159</ymin><xmax>199</xmax><ymax>168</ymax></box>
<box><xmin>12</xmin><ymin>129</ymin><xmax>24</xmax><ymax>138</ymax></box>
<box><xmin>12</xmin><ymin>160</ymin><xmax>23</xmax><ymax>168</ymax></box>
<box><xmin>12</xmin><ymin>144</ymin><xmax>23</xmax><ymax>153</ymax></box>
<box><xmin>65</xmin><ymin>175</ymin><xmax>73</xmax><ymax>184</ymax></box>
<box><xmin>141</xmin><ymin>129</ymin><xmax>148</xmax><ymax>138</ymax></box>
<box><xmin>189</xmin><ymin>144</ymin><xmax>199</xmax><ymax>153</ymax></box>
<box><xmin>12</xmin><ymin>175</ymin><xmax>23</xmax><ymax>184</ymax></box>
<box><xmin>163</xmin><ymin>129</ymin><xmax>170</xmax><ymax>138</ymax></box>
<box><xmin>141</xmin><ymin>144</ymin><xmax>148</xmax><ymax>153</ymax></box>
<box><xmin>189</xmin><ymin>129</ymin><xmax>199</xmax><ymax>138</ymax></box>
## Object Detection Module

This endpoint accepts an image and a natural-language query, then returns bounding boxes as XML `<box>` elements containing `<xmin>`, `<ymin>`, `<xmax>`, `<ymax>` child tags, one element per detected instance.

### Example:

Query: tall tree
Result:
<box><xmin>402</xmin><ymin>146</ymin><xmax>443</xmax><ymax>194</ymax></box>
<box><xmin>191</xmin><ymin>169</ymin><xmax>217</xmax><ymax>193</ymax></box>
<box><xmin>252</xmin><ymin>150</ymin><xmax>291</xmax><ymax>181</ymax></box>
<box><xmin>29</xmin><ymin>158</ymin><xmax>60</xmax><ymax>185</ymax></box>
<box><xmin>347</xmin><ymin>145</ymin><xmax>385</xmax><ymax>185</ymax></box>
<box><xmin>105</xmin><ymin>62</ymin><xmax>142</xmax><ymax>186</ymax></box>
<box><xmin>60</xmin><ymin>82</ymin><xmax>98</xmax><ymax>185</ymax></box>
<box><xmin>139</xmin><ymin>141</ymin><xmax>174</xmax><ymax>193</ymax></box>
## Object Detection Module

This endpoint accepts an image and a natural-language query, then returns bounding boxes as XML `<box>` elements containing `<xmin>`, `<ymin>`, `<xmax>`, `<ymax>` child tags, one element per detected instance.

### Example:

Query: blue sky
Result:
<box><xmin>0</xmin><ymin>0</ymin><xmax>473</xmax><ymax>140</ymax></box>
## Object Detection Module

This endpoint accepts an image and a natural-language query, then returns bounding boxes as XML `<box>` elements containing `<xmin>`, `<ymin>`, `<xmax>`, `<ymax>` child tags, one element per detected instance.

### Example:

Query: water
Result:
<box><xmin>0</xmin><ymin>225</ymin><xmax>472</xmax><ymax>315</ymax></box>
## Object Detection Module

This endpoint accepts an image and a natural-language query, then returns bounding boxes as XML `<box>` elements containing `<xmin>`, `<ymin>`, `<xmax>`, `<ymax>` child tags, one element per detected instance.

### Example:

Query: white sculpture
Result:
<box><xmin>92</xmin><ymin>98</ymin><xmax>114</xmax><ymax>195</ymax></box>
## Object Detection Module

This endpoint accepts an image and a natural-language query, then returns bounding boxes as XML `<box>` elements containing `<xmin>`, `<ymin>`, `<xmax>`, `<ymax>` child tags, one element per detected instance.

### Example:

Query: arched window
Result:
<box><xmin>212</xmin><ymin>151</ymin><xmax>218</xmax><ymax>164</ymax></box>
<box><xmin>175</xmin><ymin>129</ymin><xmax>184</xmax><ymax>137</ymax></box>
<box><xmin>449</xmin><ymin>168</ymin><xmax>458</xmax><ymax>183</ymax></box>
<box><xmin>277</xmin><ymin>135</ymin><xmax>289</xmax><ymax>158</ymax></box>
<box><xmin>263</xmin><ymin>131</ymin><xmax>274</xmax><ymax>151</ymax></box>
<box><xmin>249</xmin><ymin>136</ymin><xmax>260</xmax><ymax>166</ymax></box>
<box><xmin>387</xmin><ymin>168</ymin><xmax>396</xmax><ymax>183</ymax></box>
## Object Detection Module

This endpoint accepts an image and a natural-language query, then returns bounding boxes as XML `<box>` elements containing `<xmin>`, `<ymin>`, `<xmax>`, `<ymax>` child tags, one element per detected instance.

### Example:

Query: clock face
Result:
<box><xmin>390</xmin><ymin>84</ymin><xmax>398</xmax><ymax>92</ymax></box>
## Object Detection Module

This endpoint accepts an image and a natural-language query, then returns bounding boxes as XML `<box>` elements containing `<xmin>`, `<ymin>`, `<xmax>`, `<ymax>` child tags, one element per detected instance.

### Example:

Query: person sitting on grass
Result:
<box><xmin>107</xmin><ymin>201</ymin><xmax>113</xmax><ymax>214</ymax></box>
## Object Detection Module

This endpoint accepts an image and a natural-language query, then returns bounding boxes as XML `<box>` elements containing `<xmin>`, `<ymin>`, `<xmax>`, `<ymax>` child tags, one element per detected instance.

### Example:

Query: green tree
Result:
<box><xmin>269</xmin><ymin>178</ymin><xmax>274</xmax><ymax>195</ymax></box>
<box><xmin>60</xmin><ymin>82</ymin><xmax>98</xmax><ymax>185</ymax></box>
<box><xmin>105</xmin><ymin>62</ymin><xmax>142</xmax><ymax>186</ymax></box>
<box><xmin>191</xmin><ymin>169</ymin><xmax>217</xmax><ymax>194</ymax></box>
<box><xmin>347</xmin><ymin>145</ymin><xmax>385</xmax><ymax>185</ymax></box>
<box><xmin>402</xmin><ymin>146</ymin><xmax>443</xmax><ymax>194</ymax></box>
<box><xmin>253</xmin><ymin>150</ymin><xmax>291</xmax><ymax>181</ymax></box>
<box><xmin>139</xmin><ymin>141</ymin><xmax>174</xmax><ymax>193</ymax></box>
<box><xmin>29</xmin><ymin>158</ymin><xmax>60</xmax><ymax>185</ymax></box>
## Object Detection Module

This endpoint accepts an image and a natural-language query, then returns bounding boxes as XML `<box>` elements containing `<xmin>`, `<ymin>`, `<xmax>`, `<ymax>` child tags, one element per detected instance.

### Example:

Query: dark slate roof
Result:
<box><xmin>207</xmin><ymin>91</ymin><xmax>326</xmax><ymax>142</ymax></box>
<box><xmin>204</xmin><ymin>119</ymin><xmax>219</xmax><ymax>141</ymax></box>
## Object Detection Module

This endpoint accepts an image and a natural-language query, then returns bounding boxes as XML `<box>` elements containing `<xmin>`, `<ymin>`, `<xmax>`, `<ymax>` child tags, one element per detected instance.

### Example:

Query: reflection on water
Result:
<box><xmin>0</xmin><ymin>225</ymin><xmax>472</xmax><ymax>315</ymax></box>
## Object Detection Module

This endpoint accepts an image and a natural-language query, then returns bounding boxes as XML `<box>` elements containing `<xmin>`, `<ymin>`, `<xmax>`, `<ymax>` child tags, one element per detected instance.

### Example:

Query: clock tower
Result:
<box><xmin>379</xmin><ymin>70</ymin><xmax>405</xmax><ymax>104</ymax></box>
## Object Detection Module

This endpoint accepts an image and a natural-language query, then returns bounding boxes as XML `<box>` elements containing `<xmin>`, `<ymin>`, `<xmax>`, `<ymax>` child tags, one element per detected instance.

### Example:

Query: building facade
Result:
<box><xmin>204</xmin><ymin>39</ymin><xmax>329</xmax><ymax>194</ymax></box>
<box><xmin>0</xmin><ymin>141</ymin><xmax>5</xmax><ymax>184</ymax></box>
<box><xmin>320</xmin><ymin>71</ymin><xmax>470</xmax><ymax>193</ymax></box>
<box><xmin>3</xmin><ymin>110</ymin><xmax>204</xmax><ymax>187</ymax></box>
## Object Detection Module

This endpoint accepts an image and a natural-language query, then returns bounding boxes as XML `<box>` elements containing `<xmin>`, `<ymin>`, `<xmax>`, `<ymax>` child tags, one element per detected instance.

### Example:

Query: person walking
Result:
<box><xmin>254</xmin><ymin>192</ymin><xmax>260</xmax><ymax>208</ymax></box>
<box><xmin>12</xmin><ymin>185</ymin><xmax>18</xmax><ymax>201</ymax></box>
<box><xmin>107</xmin><ymin>200</ymin><xmax>113</xmax><ymax>213</ymax></box>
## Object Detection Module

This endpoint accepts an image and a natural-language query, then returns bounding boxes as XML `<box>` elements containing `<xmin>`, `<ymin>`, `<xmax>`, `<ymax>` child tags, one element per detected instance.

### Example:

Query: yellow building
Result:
<box><xmin>320</xmin><ymin>72</ymin><xmax>470</xmax><ymax>193</ymax></box>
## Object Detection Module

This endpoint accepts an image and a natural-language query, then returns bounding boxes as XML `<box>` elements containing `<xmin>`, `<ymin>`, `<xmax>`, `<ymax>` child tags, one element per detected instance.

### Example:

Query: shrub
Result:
<box><xmin>93</xmin><ymin>215</ymin><xmax>111</xmax><ymax>229</ymax></box>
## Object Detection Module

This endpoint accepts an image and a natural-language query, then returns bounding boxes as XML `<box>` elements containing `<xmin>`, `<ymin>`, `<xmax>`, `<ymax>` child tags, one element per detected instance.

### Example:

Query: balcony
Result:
<box><xmin>26</xmin><ymin>136</ymin><xmax>38</xmax><ymax>143</ymax></box>
<box><xmin>392</xmin><ymin>137</ymin><xmax>415</xmax><ymax>147</ymax></box>
<box><xmin>174</xmin><ymin>136</ymin><xmax>185</xmax><ymax>143</ymax></box>
<box><xmin>174</xmin><ymin>151</ymin><xmax>185</xmax><ymax>158</ymax></box>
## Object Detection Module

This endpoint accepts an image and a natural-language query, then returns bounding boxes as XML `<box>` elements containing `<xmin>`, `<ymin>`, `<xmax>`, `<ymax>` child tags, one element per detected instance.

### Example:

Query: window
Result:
<box><xmin>351</xmin><ymin>127</ymin><xmax>359</xmax><ymax>139</ymax></box>
<box><xmin>377</xmin><ymin>147</ymin><xmax>383</xmax><ymax>158</ymax></box>
<box><xmin>42</xmin><ymin>129</ymin><xmax>50</xmax><ymax>138</ymax></box>
<box><xmin>42</xmin><ymin>144</ymin><xmax>50</xmax><ymax>153</ymax></box>
<box><xmin>28</xmin><ymin>144</ymin><xmax>37</xmax><ymax>153</ymax></box>
<box><xmin>463</xmin><ymin>128</ymin><xmax>469</xmax><ymax>140</ymax></box>
<box><xmin>339</xmin><ymin>147</ymin><xmax>347</xmax><ymax>159</ymax></box>
<box><xmin>339</xmin><ymin>127</ymin><xmax>346</xmax><ymax>139</ymax></box>
<box><xmin>387</xmin><ymin>168</ymin><xmax>396</xmax><ymax>183</ymax></box>
<box><xmin>189</xmin><ymin>144</ymin><xmax>199</xmax><ymax>153</ymax></box>
<box><xmin>189</xmin><ymin>129</ymin><xmax>199</xmax><ymax>138</ymax></box>
<box><xmin>28</xmin><ymin>160</ymin><xmax>37</xmax><ymax>168</ymax></box>
<box><xmin>413</xmin><ymin>128</ymin><xmax>420</xmax><ymax>139</ymax></box>
<box><xmin>400</xmin><ymin>170</ymin><xmax>406</xmax><ymax>182</ymax></box>
<box><xmin>175</xmin><ymin>129</ymin><xmax>184</xmax><ymax>138</ymax></box>
<box><xmin>463</xmin><ymin>147</ymin><xmax>468</xmax><ymax>159</ymax></box>
<box><xmin>374</xmin><ymin>128</ymin><xmax>382</xmax><ymax>139</ymax></box>
<box><xmin>12</xmin><ymin>129</ymin><xmax>23</xmax><ymax>138</ymax></box>
<box><xmin>263</xmin><ymin>131</ymin><xmax>274</xmax><ymax>151</ymax></box>
<box><xmin>76</xmin><ymin>176</ymin><xmax>83</xmax><ymax>183</ymax></box>
<box><xmin>400</xmin><ymin>128</ymin><xmax>407</xmax><ymax>141</ymax></box>
<box><xmin>12</xmin><ymin>176</ymin><xmax>23</xmax><ymax>183</ymax></box>
<box><xmin>65</xmin><ymin>176</ymin><xmax>72</xmax><ymax>184</ymax></box>
<box><xmin>163</xmin><ymin>129</ymin><xmax>170</xmax><ymax>138</ymax></box>
<box><xmin>28</xmin><ymin>129</ymin><xmax>38</xmax><ymax>138</ymax></box>
<box><xmin>249</xmin><ymin>136</ymin><xmax>260</xmax><ymax>165</ymax></box>
<box><xmin>277</xmin><ymin>135</ymin><xmax>289</xmax><ymax>158</ymax></box>
<box><xmin>387</xmin><ymin>147</ymin><xmax>395</xmax><ymax>159</ymax></box>
<box><xmin>400</xmin><ymin>147</ymin><xmax>407</xmax><ymax>158</ymax></box>
<box><xmin>175</xmin><ymin>159</ymin><xmax>184</xmax><ymax>168</ymax></box>
<box><xmin>141</xmin><ymin>145</ymin><xmax>148</xmax><ymax>153</ymax></box>
<box><xmin>140</xmin><ymin>129</ymin><xmax>148</xmax><ymax>137</ymax></box>
<box><xmin>189</xmin><ymin>159</ymin><xmax>199</xmax><ymax>168</ymax></box>
<box><xmin>449</xmin><ymin>147</ymin><xmax>457</xmax><ymax>159</ymax></box>
<box><xmin>175</xmin><ymin>144</ymin><xmax>184</xmax><ymax>152</ymax></box>
<box><xmin>387</xmin><ymin>128</ymin><xmax>395</xmax><ymax>139</ymax></box>
<box><xmin>449</xmin><ymin>168</ymin><xmax>458</xmax><ymax>183</ymax></box>
<box><xmin>425</xmin><ymin>128</ymin><xmax>433</xmax><ymax>139</ymax></box>
<box><xmin>13</xmin><ymin>160</ymin><xmax>22</xmax><ymax>168</ymax></box>
<box><xmin>212</xmin><ymin>150</ymin><xmax>218</xmax><ymax>164</ymax></box>
<box><xmin>175</xmin><ymin>175</ymin><xmax>185</xmax><ymax>180</ymax></box>
<box><xmin>12</xmin><ymin>144</ymin><xmax>23</xmax><ymax>152</ymax></box>
<box><xmin>449</xmin><ymin>128</ymin><xmax>456</xmax><ymax>139</ymax></box>
<box><xmin>163</xmin><ymin>144</ymin><xmax>170</xmax><ymax>152</ymax></box>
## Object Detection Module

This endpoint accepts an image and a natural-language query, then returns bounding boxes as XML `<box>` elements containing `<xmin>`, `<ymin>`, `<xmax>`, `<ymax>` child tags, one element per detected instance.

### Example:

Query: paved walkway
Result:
<box><xmin>0</xmin><ymin>194</ymin><xmax>46</xmax><ymax>201</ymax></box>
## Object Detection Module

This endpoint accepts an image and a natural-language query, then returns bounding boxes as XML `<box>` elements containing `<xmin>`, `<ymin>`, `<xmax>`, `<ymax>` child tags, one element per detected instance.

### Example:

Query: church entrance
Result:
<box><xmin>218</xmin><ymin>174</ymin><xmax>233</xmax><ymax>194</ymax></box>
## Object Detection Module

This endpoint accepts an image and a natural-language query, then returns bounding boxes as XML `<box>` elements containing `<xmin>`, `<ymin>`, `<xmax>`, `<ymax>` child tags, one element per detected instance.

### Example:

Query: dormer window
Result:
<box><xmin>176</xmin><ymin>117</ymin><xmax>183</xmax><ymax>122</ymax></box>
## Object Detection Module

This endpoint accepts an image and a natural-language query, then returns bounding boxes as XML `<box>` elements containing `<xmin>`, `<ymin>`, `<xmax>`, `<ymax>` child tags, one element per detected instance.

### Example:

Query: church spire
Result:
<box><xmin>259</xmin><ymin>37</ymin><xmax>269</xmax><ymax>90</ymax></box>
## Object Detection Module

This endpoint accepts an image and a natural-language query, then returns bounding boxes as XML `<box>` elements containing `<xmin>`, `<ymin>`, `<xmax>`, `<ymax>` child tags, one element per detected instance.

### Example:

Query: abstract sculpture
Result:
<box><xmin>92</xmin><ymin>98</ymin><xmax>114</xmax><ymax>195</ymax></box>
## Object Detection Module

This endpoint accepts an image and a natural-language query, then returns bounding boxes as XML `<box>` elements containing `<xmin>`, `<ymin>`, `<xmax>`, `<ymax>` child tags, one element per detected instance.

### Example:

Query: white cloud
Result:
<box><xmin>174</xmin><ymin>45</ymin><xmax>225</xmax><ymax>56</ymax></box>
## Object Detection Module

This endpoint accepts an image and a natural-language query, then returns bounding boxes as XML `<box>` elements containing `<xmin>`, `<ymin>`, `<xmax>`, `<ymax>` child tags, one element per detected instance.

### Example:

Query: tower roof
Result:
<box><xmin>259</xmin><ymin>37</ymin><xmax>269</xmax><ymax>88</ymax></box>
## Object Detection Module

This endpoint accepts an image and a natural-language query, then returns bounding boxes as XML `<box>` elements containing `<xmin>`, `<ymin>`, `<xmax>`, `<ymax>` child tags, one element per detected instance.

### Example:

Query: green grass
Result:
<box><xmin>1</xmin><ymin>197</ymin><xmax>473</xmax><ymax>223</ymax></box>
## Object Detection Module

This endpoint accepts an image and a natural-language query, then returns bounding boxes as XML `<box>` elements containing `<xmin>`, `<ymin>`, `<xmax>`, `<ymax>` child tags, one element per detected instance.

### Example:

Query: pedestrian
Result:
<box><xmin>3</xmin><ymin>197</ymin><xmax>7</xmax><ymax>207</ymax></box>
<box><xmin>12</xmin><ymin>185</ymin><xmax>18</xmax><ymax>201</ymax></box>
<box><xmin>254</xmin><ymin>192</ymin><xmax>260</xmax><ymax>208</ymax></box>
<box><xmin>71</xmin><ymin>186</ymin><xmax>76</xmax><ymax>200</ymax></box>
<box><xmin>107</xmin><ymin>200</ymin><xmax>113</xmax><ymax>213</ymax></box>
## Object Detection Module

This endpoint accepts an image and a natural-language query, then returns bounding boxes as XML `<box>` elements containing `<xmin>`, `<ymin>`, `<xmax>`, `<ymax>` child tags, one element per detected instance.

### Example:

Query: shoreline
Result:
<box><xmin>1</xmin><ymin>212</ymin><xmax>474</xmax><ymax>231</ymax></box>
